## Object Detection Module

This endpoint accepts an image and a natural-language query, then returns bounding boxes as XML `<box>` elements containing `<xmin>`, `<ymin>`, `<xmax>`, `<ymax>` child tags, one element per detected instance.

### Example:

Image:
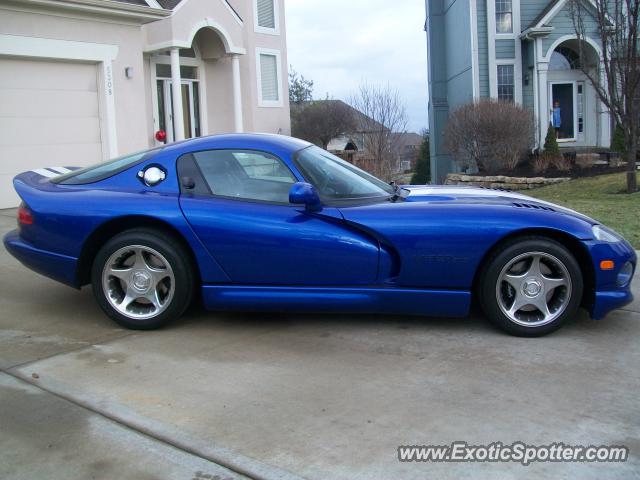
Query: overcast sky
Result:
<box><xmin>285</xmin><ymin>0</ymin><xmax>429</xmax><ymax>133</ymax></box>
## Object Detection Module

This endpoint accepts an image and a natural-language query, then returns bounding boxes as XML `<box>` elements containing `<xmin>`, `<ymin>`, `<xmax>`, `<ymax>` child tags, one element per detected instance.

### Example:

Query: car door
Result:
<box><xmin>178</xmin><ymin>148</ymin><xmax>380</xmax><ymax>285</ymax></box>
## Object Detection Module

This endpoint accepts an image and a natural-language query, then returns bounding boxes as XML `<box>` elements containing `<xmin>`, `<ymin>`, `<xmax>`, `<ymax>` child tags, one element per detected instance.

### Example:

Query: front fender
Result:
<box><xmin>339</xmin><ymin>201</ymin><xmax>595</xmax><ymax>289</ymax></box>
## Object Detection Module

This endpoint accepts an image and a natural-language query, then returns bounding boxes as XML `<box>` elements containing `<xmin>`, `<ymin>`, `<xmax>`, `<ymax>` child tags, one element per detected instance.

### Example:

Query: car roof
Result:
<box><xmin>159</xmin><ymin>133</ymin><xmax>312</xmax><ymax>156</ymax></box>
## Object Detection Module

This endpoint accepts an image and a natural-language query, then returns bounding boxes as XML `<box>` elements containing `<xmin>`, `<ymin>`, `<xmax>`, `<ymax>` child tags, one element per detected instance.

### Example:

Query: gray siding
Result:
<box><xmin>444</xmin><ymin>0</ymin><xmax>473</xmax><ymax>85</ymax></box>
<box><xmin>495</xmin><ymin>39</ymin><xmax>515</xmax><ymax>59</ymax></box>
<box><xmin>520</xmin><ymin>0</ymin><xmax>545</xmax><ymax>31</ymax></box>
<box><xmin>448</xmin><ymin>69</ymin><xmax>475</xmax><ymax>106</ymax></box>
<box><xmin>427</xmin><ymin>0</ymin><xmax>475</xmax><ymax>182</ymax></box>
<box><xmin>477</xmin><ymin>0</ymin><xmax>489</xmax><ymax>97</ymax></box>
<box><xmin>541</xmin><ymin>4</ymin><xmax>601</xmax><ymax>56</ymax></box>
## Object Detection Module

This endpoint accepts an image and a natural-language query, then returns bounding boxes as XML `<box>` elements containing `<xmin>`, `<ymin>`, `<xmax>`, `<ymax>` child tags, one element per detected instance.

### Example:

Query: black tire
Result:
<box><xmin>478</xmin><ymin>236</ymin><xmax>583</xmax><ymax>337</ymax></box>
<box><xmin>91</xmin><ymin>228</ymin><xmax>194</xmax><ymax>330</ymax></box>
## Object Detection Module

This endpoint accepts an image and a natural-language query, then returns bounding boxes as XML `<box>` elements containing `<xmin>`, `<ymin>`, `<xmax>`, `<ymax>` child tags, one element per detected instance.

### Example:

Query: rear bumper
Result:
<box><xmin>3</xmin><ymin>229</ymin><xmax>79</xmax><ymax>288</ymax></box>
<box><xmin>587</xmin><ymin>240</ymin><xmax>636</xmax><ymax>320</ymax></box>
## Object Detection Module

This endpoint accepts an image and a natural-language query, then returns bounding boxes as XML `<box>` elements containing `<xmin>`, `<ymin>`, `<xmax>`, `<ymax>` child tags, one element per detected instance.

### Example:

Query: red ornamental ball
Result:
<box><xmin>155</xmin><ymin>130</ymin><xmax>167</xmax><ymax>142</ymax></box>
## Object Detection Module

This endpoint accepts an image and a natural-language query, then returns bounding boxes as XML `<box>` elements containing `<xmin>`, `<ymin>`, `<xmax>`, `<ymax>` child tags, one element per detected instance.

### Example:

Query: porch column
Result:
<box><xmin>231</xmin><ymin>54</ymin><xmax>244</xmax><ymax>133</ymax></box>
<box><xmin>599</xmin><ymin>62</ymin><xmax>611</xmax><ymax>146</ymax></box>
<box><xmin>170</xmin><ymin>48</ymin><xmax>185</xmax><ymax>141</ymax></box>
<box><xmin>536</xmin><ymin>61</ymin><xmax>549</xmax><ymax>148</ymax></box>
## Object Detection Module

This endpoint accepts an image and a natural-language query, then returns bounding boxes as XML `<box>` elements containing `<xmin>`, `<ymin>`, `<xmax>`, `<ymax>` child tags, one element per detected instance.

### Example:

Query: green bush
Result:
<box><xmin>610</xmin><ymin>124</ymin><xmax>626</xmax><ymax>153</ymax></box>
<box><xmin>543</xmin><ymin>123</ymin><xmax>560</xmax><ymax>156</ymax></box>
<box><xmin>410</xmin><ymin>132</ymin><xmax>431</xmax><ymax>184</ymax></box>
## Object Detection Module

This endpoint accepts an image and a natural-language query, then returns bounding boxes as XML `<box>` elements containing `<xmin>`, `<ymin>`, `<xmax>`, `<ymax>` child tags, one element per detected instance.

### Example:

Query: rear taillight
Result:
<box><xmin>18</xmin><ymin>203</ymin><xmax>33</xmax><ymax>225</ymax></box>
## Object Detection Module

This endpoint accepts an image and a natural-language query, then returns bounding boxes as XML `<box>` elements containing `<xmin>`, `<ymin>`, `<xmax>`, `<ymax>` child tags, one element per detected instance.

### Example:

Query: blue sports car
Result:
<box><xmin>3</xmin><ymin>134</ymin><xmax>636</xmax><ymax>336</ymax></box>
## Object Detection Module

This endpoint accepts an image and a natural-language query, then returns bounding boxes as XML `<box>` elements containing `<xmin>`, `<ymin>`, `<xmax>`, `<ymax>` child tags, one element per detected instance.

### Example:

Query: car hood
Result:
<box><xmin>401</xmin><ymin>185</ymin><xmax>597</xmax><ymax>224</ymax></box>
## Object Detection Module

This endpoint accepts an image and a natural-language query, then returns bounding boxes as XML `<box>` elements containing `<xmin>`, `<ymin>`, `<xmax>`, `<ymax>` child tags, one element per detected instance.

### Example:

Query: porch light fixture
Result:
<box><xmin>125</xmin><ymin>67</ymin><xmax>134</xmax><ymax>79</ymax></box>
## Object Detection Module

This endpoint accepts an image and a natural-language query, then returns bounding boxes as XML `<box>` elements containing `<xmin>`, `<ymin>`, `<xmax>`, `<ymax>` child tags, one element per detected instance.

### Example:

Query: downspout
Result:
<box><xmin>532</xmin><ymin>38</ymin><xmax>540</xmax><ymax>150</ymax></box>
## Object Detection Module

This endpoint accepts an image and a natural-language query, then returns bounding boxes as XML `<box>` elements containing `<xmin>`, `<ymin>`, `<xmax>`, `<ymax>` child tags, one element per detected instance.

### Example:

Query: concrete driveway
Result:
<box><xmin>1</xmin><ymin>208</ymin><xmax>639</xmax><ymax>479</ymax></box>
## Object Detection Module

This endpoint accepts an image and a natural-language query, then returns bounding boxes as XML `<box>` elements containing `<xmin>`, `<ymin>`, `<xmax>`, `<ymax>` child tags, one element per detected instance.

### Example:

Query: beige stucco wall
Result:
<box><xmin>203</xmin><ymin>57</ymin><xmax>236</xmax><ymax>133</ymax></box>
<box><xmin>0</xmin><ymin>4</ymin><xmax>152</xmax><ymax>156</ymax></box>
<box><xmin>144</xmin><ymin>0</ymin><xmax>245</xmax><ymax>53</ymax></box>
<box><xmin>144</xmin><ymin>0</ymin><xmax>291</xmax><ymax>137</ymax></box>
<box><xmin>0</xmin><ymin>0</ymin><xmax>291</xmax><ymax>158</ymax></box>
<box><xmin>234</xmin><ymin>0</ymin><xmax>291</xmax><ymax>134</ymax></box>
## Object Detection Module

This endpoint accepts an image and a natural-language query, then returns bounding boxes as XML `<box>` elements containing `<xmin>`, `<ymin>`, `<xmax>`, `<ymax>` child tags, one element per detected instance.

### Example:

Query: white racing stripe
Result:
<box><xmin>32</xmin><ymin>168</ymin><xmax>59</xmax><ymax>178</ymax></box>
<box><xmin>48</xmin><ymin>166</ymin><xmax>72</xmax><ymax>174</ymax></box>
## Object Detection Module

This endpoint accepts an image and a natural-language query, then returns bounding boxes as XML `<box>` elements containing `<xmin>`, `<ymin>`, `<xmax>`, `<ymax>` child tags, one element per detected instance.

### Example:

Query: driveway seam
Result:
<box><xmin>6</xmin><ymin>321</ymin><xmax>295</xmax><ymax>371</ymax></box>
<box><xmin>4</xmin><ymin>330</ymin><xmax>137</xmax><ymax>370</ymax></box>
<box><xmin>2</xmin><ymin>368</ymin><xmax>306</xmax><ymax>480</ymax></box>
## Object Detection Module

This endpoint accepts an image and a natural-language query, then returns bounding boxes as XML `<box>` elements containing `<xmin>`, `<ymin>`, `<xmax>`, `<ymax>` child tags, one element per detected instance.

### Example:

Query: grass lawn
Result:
<box><xmin>528</xmin><ymin>173</ymin><xmax>640</xmax><ymax>248</ymax></box>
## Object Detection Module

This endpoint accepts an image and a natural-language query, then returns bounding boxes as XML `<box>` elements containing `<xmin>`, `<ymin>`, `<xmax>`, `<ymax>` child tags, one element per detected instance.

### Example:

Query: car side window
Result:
<box><xmin>191</xmin><ymin>149</ymin><xmax>296</xmax><ymax>203</ymax></box>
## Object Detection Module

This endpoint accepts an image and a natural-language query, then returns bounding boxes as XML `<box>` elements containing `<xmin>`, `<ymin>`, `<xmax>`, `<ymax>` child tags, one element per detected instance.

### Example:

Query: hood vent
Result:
<box><xmin>512</xmin><ymin>202</ymin><xmax>556</xmax><ymax>212</ymax></box>
<box><xmin>480</xmin><ymin>186</ymin><xmax>511</xmax><ymax>192</ymax></box>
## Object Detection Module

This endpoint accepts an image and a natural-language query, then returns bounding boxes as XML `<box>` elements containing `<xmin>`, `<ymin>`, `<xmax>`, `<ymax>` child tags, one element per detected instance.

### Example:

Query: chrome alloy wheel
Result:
<box><xmin>102</xmin><ymin>245</ymin><xmax>175</xmax><ymax>320</ymax></box>
<box><xmin>495</xmin><ymin>251</ymin><xmax>572</xmax><ymax>327</ymax></box>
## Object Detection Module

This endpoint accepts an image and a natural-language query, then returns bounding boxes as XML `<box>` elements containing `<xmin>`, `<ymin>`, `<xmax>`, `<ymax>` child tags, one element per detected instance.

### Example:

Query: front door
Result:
<box><xmin>156</xmin><ymin>78</ymin><xmax>201</xmax><ymax>142</ymax></box>
<box><xmin>549</xmin><ymin>81</ymin><xmax>585</xmax><ymax>143</ymax></box>
<box><xmin>177</xmin><ymin>148</ymin><xmax>380</xmax><ymax>285</ymax></box>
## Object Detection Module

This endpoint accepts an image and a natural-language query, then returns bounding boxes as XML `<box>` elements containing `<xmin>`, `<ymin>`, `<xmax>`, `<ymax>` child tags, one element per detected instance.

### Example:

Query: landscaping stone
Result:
<box><xmin>445</xmin><ymin>174</ymin><xmax>571</xmax><ymax>190</ymax></box>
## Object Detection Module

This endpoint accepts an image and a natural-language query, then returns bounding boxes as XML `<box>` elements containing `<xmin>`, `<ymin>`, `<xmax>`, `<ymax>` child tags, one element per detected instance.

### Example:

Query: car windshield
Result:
<box><xmin>52</xmin><ymin>147</ymin><xmax>161</xmax><ymax>185</ymax></box>
<box><xmin>295</xmin><ymin>146</ymin><xmax>395</xmax><ymax>200</ymax></box>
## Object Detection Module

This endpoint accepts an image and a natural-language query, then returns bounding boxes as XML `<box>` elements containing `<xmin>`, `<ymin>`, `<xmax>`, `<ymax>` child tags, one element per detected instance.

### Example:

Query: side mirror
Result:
<box><xmin>289</xmin><ymin>182</ymin><xmax>322</xmax><ymax>211</ymax></box>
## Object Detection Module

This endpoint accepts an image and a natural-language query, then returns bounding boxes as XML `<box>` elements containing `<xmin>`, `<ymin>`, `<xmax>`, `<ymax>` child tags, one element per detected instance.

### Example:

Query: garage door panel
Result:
<box><xmin>0</xmin><ymin>174</ymin><xmax>20</xmax><ymax>207</ymax></box>
<box><xmin>0</xmin><ymin>58</ymin><xmax>103</xmax><ymax>208</ymax></box>
<box><xmin>0</xmin><ymin>58</ymin><xmax>98</xmax><ymax>91</ymax></box>
<box><xmin>0</xmin><ymin>117</ymin><xmax>102</xmax><ymax>147</ymax></box>
<box><xmin>0</xmin><ymin>89</ymin><xmax>100</xmax><ymax>118</ymax></box>
<box><xmin>0</xmin><ymin>143</ymin><xmax>102</xmax><ymax>175</ymax></box>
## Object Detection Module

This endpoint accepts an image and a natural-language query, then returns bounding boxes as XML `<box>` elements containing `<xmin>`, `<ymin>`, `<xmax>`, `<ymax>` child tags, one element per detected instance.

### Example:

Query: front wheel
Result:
<box><xmin>91</xmin><ymin>229</ymin><xmax>194</xmax><ymax>330</ymax></box>
<box><xmin>479</xmin><ymin>237</ymin><xmax>583</xmax><ymax>337</ymax></box>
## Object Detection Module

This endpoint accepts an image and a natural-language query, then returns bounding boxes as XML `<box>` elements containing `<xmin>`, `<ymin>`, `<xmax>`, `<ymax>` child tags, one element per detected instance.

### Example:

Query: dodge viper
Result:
<box><xmin>3</xmin><ymin>134</ymin><xmax>636</xmax><ymax>336</ymax></box>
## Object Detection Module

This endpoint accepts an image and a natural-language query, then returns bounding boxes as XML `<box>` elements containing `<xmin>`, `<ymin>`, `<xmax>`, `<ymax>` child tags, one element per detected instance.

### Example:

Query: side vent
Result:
<box><xmin>513</xmin><ymin>202</ymin><xmax>556</xmax><ymax>212</ymax></box>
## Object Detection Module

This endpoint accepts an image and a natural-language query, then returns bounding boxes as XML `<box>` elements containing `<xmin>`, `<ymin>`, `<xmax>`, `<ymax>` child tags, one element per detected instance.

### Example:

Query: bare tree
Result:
<box><xmin>291</xmin><ymin>99</ymin><xmax>356</xmax><ymax>149</ymax></box>
<box><xmin>349</xmin><ymin>83</ymin><xmax>408</xmax><ymax>181</ymax></box>
<box><xmin>569</xmin><ymin>0</ymin><xmax>639</xmax><ymax>192</ymax></box>
<box><xmin>443</xmin><ymin>100</ymin><xmax>534</xmax><ymax>174</ymax></box>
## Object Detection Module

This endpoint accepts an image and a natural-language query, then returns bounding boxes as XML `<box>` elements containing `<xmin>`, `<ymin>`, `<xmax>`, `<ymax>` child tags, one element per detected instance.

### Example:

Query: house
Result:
<box><xmin>327</xmin><ymin>133</ymin><xmax>378</xmax><ymax>173</ymax></box>
<box><xmin>425</xmin><ymin>0</ymin><xmax>611</xmax><ymax>183</ymax></box>
<box><xmin>293</xmin><ymin>99</ymin><xmax>410</xmax><ymax>175</ymax></box>
<box><xmin>0</xmin><ymin>0</ymin><xmax>290</xmax><ymax>207</ymax></box>
<box><xmin>329</xmin><ymin>131</ymin><xmax>423</xmax><ymax>175</ymax></box>
<box><xmin>392</xmin><ymin>132</ymin><xmax>424</xmax><ymax>172</ymax></box>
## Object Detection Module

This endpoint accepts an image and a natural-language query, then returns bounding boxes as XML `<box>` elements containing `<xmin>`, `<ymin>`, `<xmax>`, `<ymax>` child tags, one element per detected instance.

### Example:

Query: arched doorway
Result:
<box><xmin>150</xmin><ymin>27</ymin><xmax>232</xmax><ymax>143</ymax></box>
<box><xmin>547</xmin><ymin>39</ymin><xmax>600</xmax><ymax>146</ymax></box>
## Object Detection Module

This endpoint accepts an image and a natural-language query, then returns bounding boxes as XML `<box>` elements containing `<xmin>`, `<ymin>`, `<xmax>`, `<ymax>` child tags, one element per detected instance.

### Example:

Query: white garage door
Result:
<box><xmin>0</xmin><ymin>58</ymin><xmax>103</xmax><ymax>208</ymax></box>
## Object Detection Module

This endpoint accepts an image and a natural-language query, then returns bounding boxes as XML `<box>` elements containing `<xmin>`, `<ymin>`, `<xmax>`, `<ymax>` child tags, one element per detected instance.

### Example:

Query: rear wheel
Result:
<box><xmin>91</xmin><ymin>229</ymin><xmax>194</xmax><ymax>330</ymax></box>
<box><xmin>479</xmin><ymin>237</ymin><xmax>583</xmax><ymax>337</ymax></box>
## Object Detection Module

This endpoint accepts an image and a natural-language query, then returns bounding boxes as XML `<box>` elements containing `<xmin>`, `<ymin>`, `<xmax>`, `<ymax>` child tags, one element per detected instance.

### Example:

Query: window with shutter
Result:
<box><xmin>260</xmin><ymin>54</ymin><xmax>279</xmax><ymax>102</ymax></box>
<box><xmin>256</xmin><ymin>0</ymin><xmax>278</xmax><ymax>32</ymax></box>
